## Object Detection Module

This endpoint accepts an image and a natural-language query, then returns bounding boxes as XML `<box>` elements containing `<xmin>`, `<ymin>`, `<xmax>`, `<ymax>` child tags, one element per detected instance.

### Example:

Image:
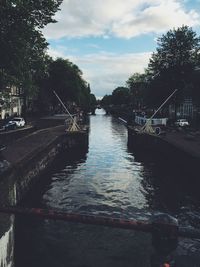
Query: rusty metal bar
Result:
<box><xmin>0</xmin><ymin>206</ymin><xmax>200</xmax><ymax>239</ymax></box>
<box><xmin>178</xmin><ymin>226</ymin><xmax>200</xmax><ymax>239</ymax></box>
<box><xmin>0</xmin><ymin>206</ymin><xmax>152</xmax><ymax>232</ymax></box>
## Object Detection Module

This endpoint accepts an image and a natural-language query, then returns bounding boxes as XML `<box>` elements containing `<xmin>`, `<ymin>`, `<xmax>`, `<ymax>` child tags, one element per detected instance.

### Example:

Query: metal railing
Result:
<box><xmin>1</xmin><ymin>206</ymin><xmax>199</xmax><ymax>266</ymax></box>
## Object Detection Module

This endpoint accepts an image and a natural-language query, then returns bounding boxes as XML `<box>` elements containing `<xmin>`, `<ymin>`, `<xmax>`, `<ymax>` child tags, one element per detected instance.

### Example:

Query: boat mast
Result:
<box><xmin>53</xmin><ymin>90</ymin><xmax>80</xmax><ymax>131</ymax></box>
<box><xmin>141</xmin><ymin>89</ymin><xmax>177</xmax><ymax>133</ymax></box>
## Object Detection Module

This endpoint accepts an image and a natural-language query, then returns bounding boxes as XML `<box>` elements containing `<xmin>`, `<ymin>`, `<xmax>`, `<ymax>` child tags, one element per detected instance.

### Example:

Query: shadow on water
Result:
<box><xmin>20</xmin><ymin>148</ymin><xmax>88</xmax><ymax>207</ymax></box>
<box><xmin>127</xmin><ymin>147</ymin><xmax>200</xmax><ymax>267</ymax></box>
<box><xmin>15</xmin><ymin>111</ymin><xmax>200</xmax><ymax>267</ymax></box>
<box><xmin>128</xmin><ymin>146</ymin><xmax>200</xmax><ymax>223</ymax></box>
<box><xmin>15</xmin><ymin>148</ymin><xmax>90</xmax><ymax>267</ymax></box>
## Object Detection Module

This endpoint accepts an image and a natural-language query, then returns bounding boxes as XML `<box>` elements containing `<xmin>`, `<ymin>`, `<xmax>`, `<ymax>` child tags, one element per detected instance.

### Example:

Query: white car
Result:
<box><xmin>175</xmin><ymin>119</ymin><xmax>189</xmax><ymax>127</ymax></box>
<box><xmin>9</xmin><ymin>117</ymin><xmax>25</xmax><ymax>127</ymax></box>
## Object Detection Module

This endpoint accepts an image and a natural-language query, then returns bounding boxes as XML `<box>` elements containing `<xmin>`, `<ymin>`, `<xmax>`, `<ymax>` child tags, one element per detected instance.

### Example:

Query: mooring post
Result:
<box><xmin>151</xmin><ymin>213</ymin><xmax>178</xmax><ymax>267</ymax></box>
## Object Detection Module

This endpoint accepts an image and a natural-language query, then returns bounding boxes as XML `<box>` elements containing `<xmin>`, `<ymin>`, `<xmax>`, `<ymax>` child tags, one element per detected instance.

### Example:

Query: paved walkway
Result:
<box><xmin>162</xmin><ymin>129</ymin><xmax>200</xmax><ymax>158</ymax></box>
<box><xmin>131</xmin><ymin>125</ymin><xmax>200</xmax><ymax>159</ymax></box>
<box><xmin>2</xmin><ymin>125</ymin><xmax>65</xmax><ymax>165</ymax></box>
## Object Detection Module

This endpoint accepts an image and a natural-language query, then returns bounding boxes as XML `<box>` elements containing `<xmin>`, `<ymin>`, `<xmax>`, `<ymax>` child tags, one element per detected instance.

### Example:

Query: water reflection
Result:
<box><xmin>16</xmin><ymin>109</ymin><xmax>200</xmax><ymax>267</ymax></box>
<box><xmin>0</xmin><ymin>215</ymin><xmax>14</xmax><ymax>267</ymax></box>
<box><xmin>130</xmin><ymin>148</ymin><xmax>200</xmax><ymax>217</ymax></box>
<box><xmin>40</xmin><ymin>112</ymin><xmax>149</xmax><ymax>217</ymax></box>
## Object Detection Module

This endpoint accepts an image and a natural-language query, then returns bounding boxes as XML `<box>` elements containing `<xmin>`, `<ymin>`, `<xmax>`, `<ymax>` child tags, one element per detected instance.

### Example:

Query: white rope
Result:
<box><xmin>140</xmin><ymin>89</ymin><xmax>177</xmax><ymax>134</ymax></box>
<box><xmin>53</xmin><ymin>91</ymin><xmax>80</xmax><ymax>131</ymax></box>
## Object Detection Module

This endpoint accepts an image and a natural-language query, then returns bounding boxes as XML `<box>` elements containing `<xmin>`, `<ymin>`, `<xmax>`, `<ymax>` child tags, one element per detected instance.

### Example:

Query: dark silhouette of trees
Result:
<box><xmin>111</xmin><ymin>87</ymin><xmax>130</xmax><ymax>105</ymax></box>
<box><xmin>126</xmin><ymin>73</ymin><xmax>148</xmax><ymax>109</ymax></box>
<box><xmin>36</xmin><ymin>58</ymin><xmax>95</xmax><ymax>113</ymax></box>
<box><xmin>147</xmin><ymin>26</ymin><xmax>200</xmax><ymax>107</ymax></box>
<box><xmin>0</xmin><ymin>0</ymin><xmax>63</xmax><ymax>116</ymax></box>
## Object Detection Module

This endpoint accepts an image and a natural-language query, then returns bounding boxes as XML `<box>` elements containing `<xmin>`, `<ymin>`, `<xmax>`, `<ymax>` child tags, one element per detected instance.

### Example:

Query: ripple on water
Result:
<box><xmin>16</xmin><ymin>111</ymin><xmax>200</xmax><ymax>267</ymax></box>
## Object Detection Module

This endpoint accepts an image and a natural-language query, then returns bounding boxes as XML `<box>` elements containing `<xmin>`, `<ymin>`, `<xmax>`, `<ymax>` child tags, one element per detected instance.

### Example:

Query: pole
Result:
<box><xmin>0</xmin><ymin>206</ymin><xmax>151</xmax><ymax>233</ymax></box>
<box><xmin>0</xmin><ymin>206</ymin><xmax>200</xmax><ymax>239</ymax></box>
<box><xmin>141</xmin><ymin>89</ymin><xmax>178</xmax><ymax>132</ymax></box>
<box><xmin>53</xmin><ymin>90</ymin><xmax>80</xmax><ymax>130</ymax></box>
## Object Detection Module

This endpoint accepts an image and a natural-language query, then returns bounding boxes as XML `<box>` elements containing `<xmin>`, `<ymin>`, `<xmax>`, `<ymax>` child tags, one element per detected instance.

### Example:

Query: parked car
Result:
<box><xmin>4</xmin><ymin>117</ymin><xmax>25</xmax><ymax>131</ymax></box>
<box><xmin>175</xmin><ymin>119</ymin><xmax>189</xmax><ymax>127</ymax></box>
<box><xmin>4</xmin><ymin>121</ymin><xmax>17</xmax><ymax>131</ymax></box>
<box><xmin>10</xmin><ymin>117</ymin><xmax>25</xmax><ymax>127</ymax></box>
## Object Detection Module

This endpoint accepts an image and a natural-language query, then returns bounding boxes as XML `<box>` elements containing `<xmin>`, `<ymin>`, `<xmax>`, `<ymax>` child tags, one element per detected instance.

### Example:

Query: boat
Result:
<box><xmin>127</xmin><ymin>89</ymin><xmax>177</xmax><ymax>150</ymax></box>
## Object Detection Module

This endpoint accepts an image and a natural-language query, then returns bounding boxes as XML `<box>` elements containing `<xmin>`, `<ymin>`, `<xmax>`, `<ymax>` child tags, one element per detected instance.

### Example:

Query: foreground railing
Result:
<box><xmin>0</xmin><ymin>206</ymin><xmax>199</xmax><ymax>267</ymax></box>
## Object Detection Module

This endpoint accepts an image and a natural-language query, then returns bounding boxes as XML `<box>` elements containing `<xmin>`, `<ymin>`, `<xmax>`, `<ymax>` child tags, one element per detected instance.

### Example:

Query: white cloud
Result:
<box><xmin>86</xmin><ymin>43</ymin><xmax>101</xmax><ymax>49</ymax></box>
<box><xmin>47</xmin><ymin>47</ymin><xmax>65</xmax><ymax>58</ymax></box>
<box><xmin>48</xmin><ymin>48</ymin><xmax>151</xmax><ymax>98</ymax></box>
<box><xmin>43</xmin><ymin>0</ymin><xmax>200</xmax><ymax>39</ymax></box>
<box><xmin>45</xmin><ymin>0</ymin><xmax>200</xmax><ymax>98</ymax></box>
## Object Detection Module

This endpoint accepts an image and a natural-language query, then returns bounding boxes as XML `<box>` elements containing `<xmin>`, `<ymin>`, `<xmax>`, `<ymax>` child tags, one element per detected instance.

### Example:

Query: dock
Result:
<box><xmin>162</xmin><ymin>130</ymin><xmax>200</xmax><ymax>159</ymax></box>
<box><xmin>127</xmin><ymin>126</ymin><xmax>200</xmax><ymax>176</ymax></box>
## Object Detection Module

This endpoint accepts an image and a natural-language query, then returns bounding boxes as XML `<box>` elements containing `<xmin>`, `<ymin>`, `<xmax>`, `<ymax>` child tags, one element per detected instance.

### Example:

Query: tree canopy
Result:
<box><xmin>0</xmin><ymin>1</ymin><xmax>96</xmax><ymax>117</ymax></box>
<box><xmin>111</xmin><ymin>87</ymin><xmax>130</xmax><ymax>105</ymax></box>
<box><xmin>0</xmin><ymin>0</ymin><xmax>62</xmax><ymax>92</ymax></box>
<box><xmin>126</xmin><ymin>73</ymin><xmax>148</xmax><ymax>107</ymax></box>
<box><xmin>102</xmin><ymin>26</ymin><xmax>200</xmax><ymax>111</ymax></box>
<box><xmin>41</xmin><ymin>58</ymin><xmax>95</xmax><ymax>113</ymax></box>
<box><xmin>48</xmin><ymin>58</ymin><xmax>83</xmax><ymax>102</ymax></box>
<box><xmin>147</xmin><ymin>26</ymin><xmax>200</xmax><ymax>105</ymax></box>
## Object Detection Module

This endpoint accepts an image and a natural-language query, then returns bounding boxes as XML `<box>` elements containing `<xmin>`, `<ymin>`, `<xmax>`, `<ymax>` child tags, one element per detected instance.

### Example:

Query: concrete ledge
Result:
<box><xmin>0</xmin><ymin>126</ymin><xmax>36</xmax><ymax>147</ymax></box>
<box><xmin>127</xmin><ymin>126</ymin><xmax>200</xmax><ymax>176</ymax></box>
<box><xmin>0</xmin><ymin>126</ymin><xmax>88</xmax><ymax>205</ymax></box>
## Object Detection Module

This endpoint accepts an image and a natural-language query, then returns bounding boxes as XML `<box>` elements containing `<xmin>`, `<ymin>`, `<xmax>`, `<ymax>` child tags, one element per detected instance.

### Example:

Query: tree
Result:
<box><xmin>126</xmin><ymin>73</ymin><xmax>147</xmax><ymax>85</ymax></box>
<box><xmin>33</xmin><ymin>56</ymin><xmax>54</xmax><ymax>115</ymax></box>
<box><xmin>48</xmin><ymin>58</ymin><xmax>83</xmax><ymax>102</ymax></box>
<box><xmin>78</xmin><ymin>83</ymin><xmax>91</xmax><ymax>112</ymax></box>
<box><xmin>147</xmin><ymin>26</ymin><xmax>200</xmax><ymax>107</ymax></box>
<box><xmin>0</xmin><ymin>0</ymin><xmax>63</xmax><ymax>116</ymax></box>
<box><xmin>101</xmin><ymin>95</ymin><xmax>113</xmax><ymax>106</ymax></box>
<box><xmin>191</xmin><ymin>69</ymin><xmax>200</xmax><ymax>105</ymax></box>
<box><xmin>1</xmin><ymin>0</ymin><xmax>62</xmax><ymax>82</ymax></box>
<box><xmin>112</xmin><ymin>87</ymin><xmax>130</xmax><ymax>105</ymax></box>
<box><xmin>48</xmin><ymin>58</ymin><xmax>93</xmax><ymax>112</ymax></box>
<box><xmin>126</xmin><ymin>73</ymin><xmax>148</xmax><ymax>109</ymax></box>
<box><xmin>89</xmin><ymin>94</ymin><xmax>97</xmax><ymax>107</ymax></box>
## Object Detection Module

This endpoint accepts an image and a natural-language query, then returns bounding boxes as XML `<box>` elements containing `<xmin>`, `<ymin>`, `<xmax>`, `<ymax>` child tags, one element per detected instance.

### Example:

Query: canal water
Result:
<box><xmin>15</xmin><ymin>109</ymin><xmax>200</xmax><ymax>267</ymax></box>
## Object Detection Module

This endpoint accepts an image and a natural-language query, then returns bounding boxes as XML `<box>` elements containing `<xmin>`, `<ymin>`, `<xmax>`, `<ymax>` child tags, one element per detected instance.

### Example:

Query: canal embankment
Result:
<box><xmin>128</xmin><ymin>126</ymin><xmax>200</xmax><ymax>176</ymax></box>
<box><xmin>15</xmin><ymin>110</ymin><xmax>200</xmax><ymax>267</ymax></box>
<box><xmin>0</xmin><ymin>124</ymin><xmax>88</xmax><ymax>206</ymax></box>
<box><xmin>103</xmin><ymin>105</ymin><xmax>133</xmax><ymax>122</ymax></box>
<box><xmin>0</xmin><ymin>126</ymin><xmax>35</xmax><ymax>148</ymax></box>
<box><xmin>0</xmin><ymin>115</ymin><xmax>88</xmax><ymax>267</ymax></box>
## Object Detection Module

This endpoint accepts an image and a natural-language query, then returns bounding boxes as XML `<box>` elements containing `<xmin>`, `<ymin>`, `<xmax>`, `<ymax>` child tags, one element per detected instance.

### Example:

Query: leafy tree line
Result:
<box><xmin>0</xmin><ymin>0</ymin><xmax>96</xmax><ymax>117</ymax></box>
<box><xmin>102</xmin><ymin>26</ymin><xmax>200</xmax><ymax>113</ymax></box>
<box><xmin>36</xmin><ymin>58</ymin><xmax>96</xmax><ymax>114</ymax></box>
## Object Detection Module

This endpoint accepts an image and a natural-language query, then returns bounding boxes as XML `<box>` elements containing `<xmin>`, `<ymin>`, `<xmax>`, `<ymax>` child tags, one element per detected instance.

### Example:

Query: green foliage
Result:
<box><xmin>0</xmin><ymin>0</ymin><xmax>62</xmax><ymax>116</ymax></box>
<box><xmin>101</xmin><ymin>95</ymin><xmax>113</xmax><ymax>106</ymax></box>
<box><xmin>49</xmin><ymin>58</ymin><xmax>86</xmax><ymax>105</ymax></box>
<box><xmin>126</xmin><ymin>73</ymin><xmax>147</xmax><ymax>86</ymax></box>
<box><xmin>0</xmin><ymin>0</ymin><xmax>62</xmax><ymax>85</ymax></box>
<box><xmin>0</xmin><ymin>1</ymin><xmax>96</xmax><ymax>116</ymax></box>
<box><xmin>112</xmin><ymin>87</ymin><xmax>130</xmax><ymax>105</ymax></box>
<box><xmin>147</xmin><ymin>26</ymin><xmax>200</xmax><ymax>106</ymax></box>
<box><xmin>102</xmin><ymin>26</ymin><xmax>200</xmax><ymax>111</ymax></box>
<box><xmin>101</xmin><ymin>87</ymin><xmax>130</xmax><ymax>107</ymax></box>
<box><xmin>126</xmin><ymin>73</ymin><xmax>148</xmax><ymax>109</ymax></box>
<box><xmin>48</xmin><ymin>58</ymin><xmax>82</xmax><ymax>102</ymax></box>
<box><xmin>78</xmin><ymin>83</ymin><xmax>91</xmax><ymax>112</ymax></box>
<box><xmin>191</xmin><ymin>70</ymin><xmax>200</xmax><ymax>104</ymax></box>
<box><xmin>47</xmin><ymin>58</ymin><xmax>94</xmax><ymax>112</ymax></box>
<box><xmin>89</xmin><ymin>94</ymin><xmax>97</xmax><ymax>107</ymax></box>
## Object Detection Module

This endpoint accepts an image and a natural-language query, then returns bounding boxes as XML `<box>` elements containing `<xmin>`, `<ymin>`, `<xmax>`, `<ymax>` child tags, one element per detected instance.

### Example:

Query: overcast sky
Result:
<box><xmin>43</xmin><ymin>0</ymin><xmax>200</xmax><ymax>99</ymax></box>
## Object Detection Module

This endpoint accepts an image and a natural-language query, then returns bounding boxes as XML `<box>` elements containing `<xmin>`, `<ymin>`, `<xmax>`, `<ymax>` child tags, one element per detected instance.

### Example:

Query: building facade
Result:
<box><xmin>169</xmin><ymin>98</ymin><xmax>195</xmax><ymax>120</ymax></box>
<box><xmin>0</xmin><ymin>86</ymin><xmax>23</xmax><ymax>120</ymax></box>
